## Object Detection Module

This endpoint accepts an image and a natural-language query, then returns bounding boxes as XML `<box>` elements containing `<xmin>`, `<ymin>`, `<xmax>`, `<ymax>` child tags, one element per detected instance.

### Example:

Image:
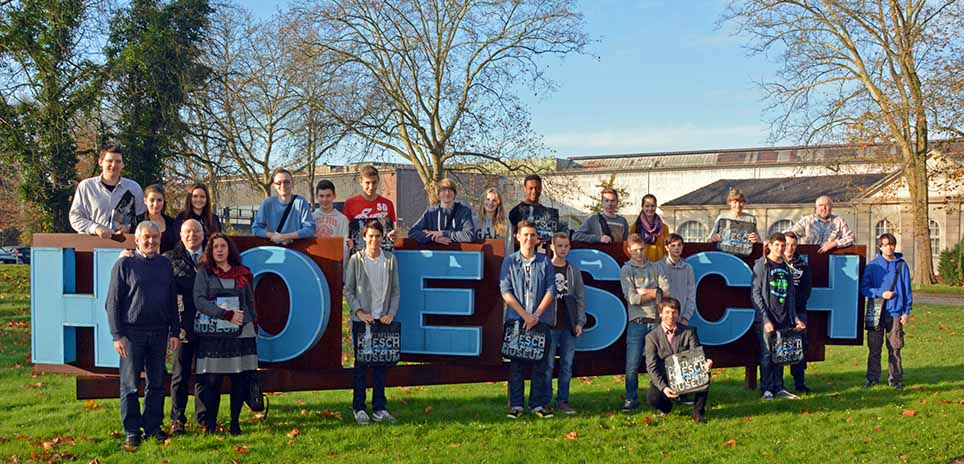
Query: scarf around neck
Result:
<box><xmin>635</xmin><ymin>213</ymin><xmax>663</xmax><ymax>244</ymax></box>
<box><xmin>212</xmin><ymin>263</ymin><xmax>254</xmax><ymax>289</ymax></box>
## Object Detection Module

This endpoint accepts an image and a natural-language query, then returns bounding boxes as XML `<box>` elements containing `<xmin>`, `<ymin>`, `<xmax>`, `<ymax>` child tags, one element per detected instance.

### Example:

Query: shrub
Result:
<box><xmin>937</xmin><ymin>240</ymin><xmax>964</xmax><ymax>286</ymax></box>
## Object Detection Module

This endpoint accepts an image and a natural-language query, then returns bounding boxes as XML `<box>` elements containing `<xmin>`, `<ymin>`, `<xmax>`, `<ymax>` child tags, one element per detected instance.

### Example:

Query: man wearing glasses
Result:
<box><xmin>252</xmin><ymin>168</ymin><xmax>316</xmax><ymax>245</ymax></box>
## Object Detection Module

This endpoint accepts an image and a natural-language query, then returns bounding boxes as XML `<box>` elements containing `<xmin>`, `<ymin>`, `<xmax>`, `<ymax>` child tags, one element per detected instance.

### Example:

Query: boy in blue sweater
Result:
<box><xmin>860</xmin><ymin>233</ymin><xmax>912</xmax><ymax>390</ymax></box>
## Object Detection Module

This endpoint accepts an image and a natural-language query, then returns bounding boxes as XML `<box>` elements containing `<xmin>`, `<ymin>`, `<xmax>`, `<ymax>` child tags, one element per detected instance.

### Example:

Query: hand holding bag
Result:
<box><xmin>501</xmin><ymin>319</ymin><xmax>551</xmax><ymax>362</ymax></box>
<box><xmin>770</xmin><ymin>329</ymin><xmax>805</xmax><ymax>365</ymax></box>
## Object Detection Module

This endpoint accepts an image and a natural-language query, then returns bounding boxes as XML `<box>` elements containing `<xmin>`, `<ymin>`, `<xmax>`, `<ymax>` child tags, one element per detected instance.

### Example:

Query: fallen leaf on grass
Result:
<box><xmin>423</xmin><ymin>406</ymin><xmax>433</xmax><ymax>415</ymax></box>
<box><xmin>642</xmin><ymin>416</ymin><xmax>653</xmax><ymax>426</ymax></box>
<box><xmin>83</xmin><ymin>400</ymin><xmax>100</xmax><ymax>410</ymax></box>
<box><xmin>565</xmin><ymin>431</ymin><xmax>578</xmax><ymax>440</ymax></box>
<box><xmin>287</xmin><ymin>428</ymin><xmax>301</xmax><ymax>439</ymax></box>
<box><xmin>874</xmin><ymin>426</ymin><xmax>881</xmax><ymax>432</ymax></box>
<box><xmin>578</xmin><ymin>377</ymin><xmax>593</xmax><ymax>385</ymax></box>
<box><xmin>300</xmin><ymin>409</ymin><xmax>310</xmax><ymax>416</ymax></box>
<box><xmin>26</xmin><ymin>383</ymin><xmax>44</xmax><ymax>389</ymax></box>
<box><xmin>108</xmin><ymin>431</ymin><xmax>121</xmax><ymax>439</ymax></box>
<box><xmin>318</xmin><ymin>410</ymin><xmax>342</xmax><ymax>421</ymax></box>
<box><xmin>253</xmin><ymin>412</ymin><xmax>266</xmax><ymax>421</ymax></box>
<box><xmin>939</xmin><ymin>324</ymin><xmax>949</xmax><ymax>330</ymax></box>
<box><xmin>900</xmin><ymin>455</ymin><xmax>908</xmax><ymax>462</ymax></box>
<box><xmin>902</xmin><ymin>409</ymin><xmax>917</xmax><ymax>417</ymax></box>
<box><xmin>919</xmin><ymin>399</ymin><xmax>927</xmax><ymax>405</ymax></box>
<box><xmin>295</xmin><ymin>400</ymin><xmax>305</xmax><ymax>407</ymax></box>
<box><xmin>235</xmin><ymin>446</ymin><xmax>248</xmax><ymax>455</ymax></box>
<box><xmin>724</xmin><ymin>439</ymin><xmax>737</xmax><ymax>448</ymax></box>
<box><xmin>846</xmin><ymin>417</ymin><xmax>853</xmax><ymax>423</ymax></box>
<box><xmin>742</xmin><ymin>417</ymin><xmax>752</xmax><ymax>422</ymax></box>
<box><xmin>800</xmin><ymin>409</ymin><xmax>814</xmax><ymax>416</ymax></box>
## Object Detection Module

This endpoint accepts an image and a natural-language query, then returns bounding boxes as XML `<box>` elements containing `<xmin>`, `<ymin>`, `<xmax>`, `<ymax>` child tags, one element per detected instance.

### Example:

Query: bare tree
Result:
<box><xmin>189</xmin><ymin>4</ymin><xmax>303</xmax><ymax>199</ymax></box>
<box><xmin>725</xmin><ymin>0</ymin><xmax>964</xmax><ymax>284</ymax></box>
<box><xmin>300</xmin><ymin>0</ymin><xmax>589</xmax><ymax>204</ymax></box>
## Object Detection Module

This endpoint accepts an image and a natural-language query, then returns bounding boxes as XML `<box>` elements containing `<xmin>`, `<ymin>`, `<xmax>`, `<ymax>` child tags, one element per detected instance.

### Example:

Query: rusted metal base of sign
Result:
<box><xmin>31</xmin><ymin>234</ymin><xmax>853</xmax><ymax>399</ymax></box>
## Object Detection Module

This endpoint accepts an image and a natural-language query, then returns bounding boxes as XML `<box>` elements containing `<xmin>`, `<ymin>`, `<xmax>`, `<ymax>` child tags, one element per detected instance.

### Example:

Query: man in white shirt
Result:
<box><xmin>69</xmin><ymin>144</ymin><xmax>146</xmax><ymax>237</ymax></box>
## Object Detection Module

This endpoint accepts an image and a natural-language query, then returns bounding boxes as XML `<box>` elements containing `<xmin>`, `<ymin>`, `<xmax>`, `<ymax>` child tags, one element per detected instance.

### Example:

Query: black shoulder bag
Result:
<box><xmin>865</xmin><ymin>261</ymin><xmax>903</xmax><ymax>331</ymax></box>
<box><xmin>597</xmin><ymin>213</ymin><xmax>613</xmax><ymax>242</ymax></box>
<box><xmin>274</xmin><ymin>195</ymin><xmax>299</xmax><ymax>233</ymax></box>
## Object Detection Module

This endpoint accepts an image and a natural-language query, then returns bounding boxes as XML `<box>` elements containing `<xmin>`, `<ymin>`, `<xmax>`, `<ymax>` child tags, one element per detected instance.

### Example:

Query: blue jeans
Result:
<box><xmin>755</xmin><ymin>323</ymin><xmax>784</xmax><ymax>393</ymax></box>
<box><xmin>508</xmin><ymin>355</ymin><xmax>551</xmax><ymax>411</ymax></box>
<box><xmin>118</xmin><ymin>329</ymin><xmax>168</xmax><ymax>437</ymax></box>
<box><xmin>545</xmin><ymin>328</ymin><xmax>577</xmax><ymax>405</ymax></box>
<box><xmin>352</xmin><ymin>364</ymin><xmax>388</xmax><ymax>412</ymax></box>
<box><xmin>624</xmin><ymin>321</ymin><xmax>655</xmax><ymax>404</ymax></box>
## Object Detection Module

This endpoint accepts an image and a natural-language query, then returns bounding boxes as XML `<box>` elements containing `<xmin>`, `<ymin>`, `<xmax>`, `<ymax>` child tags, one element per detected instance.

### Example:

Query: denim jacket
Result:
<box><xmin>499</xmin><ymin>251</ymin><xmax>556</xmax><ymax>324</ymax></box>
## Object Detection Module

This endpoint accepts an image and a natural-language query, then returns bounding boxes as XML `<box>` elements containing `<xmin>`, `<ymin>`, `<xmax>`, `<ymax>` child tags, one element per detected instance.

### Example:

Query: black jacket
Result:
<box><xmin>163</xmin><ymin>244</ymin><xmax>202</xmax><ymax>340</ymax></box>
<box><xmin>645</xmin><ymin>324</ymin><xmax>703</xmax><ymax>392</ymax></box>
<box><xmin>787</xmin><ymin>254</ymin><xmax>812</xmax><ymax>318</ymax></box>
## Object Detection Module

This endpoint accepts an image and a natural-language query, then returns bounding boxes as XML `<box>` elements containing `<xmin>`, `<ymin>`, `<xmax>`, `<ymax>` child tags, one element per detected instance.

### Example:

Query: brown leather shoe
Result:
<box><xmin>170</xmin><ymin>421</ymin><xmax>185</xmax><ymax>435</ymax></box>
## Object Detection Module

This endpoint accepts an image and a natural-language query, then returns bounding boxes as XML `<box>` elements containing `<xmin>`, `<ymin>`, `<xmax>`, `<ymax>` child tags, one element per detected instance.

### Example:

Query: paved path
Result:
<box><xmin>915</xmin><ymin>293</ymin><xmax>964</xmax><ymax>307</ymax></box>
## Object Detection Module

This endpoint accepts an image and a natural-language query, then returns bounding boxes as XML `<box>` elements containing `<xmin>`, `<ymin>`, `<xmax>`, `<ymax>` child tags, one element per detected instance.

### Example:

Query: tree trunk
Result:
<box><xmin>904</xmin><ymin>149</ymin><xmax>937</xmax><ymax>284</ymax></box>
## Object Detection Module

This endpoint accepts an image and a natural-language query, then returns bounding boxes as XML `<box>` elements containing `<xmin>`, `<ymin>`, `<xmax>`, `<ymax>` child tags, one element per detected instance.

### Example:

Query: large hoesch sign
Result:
<box><xmin>30</xmin><ymin>234</ymin><xmax>865</xmax><ymax>399</ymax></box>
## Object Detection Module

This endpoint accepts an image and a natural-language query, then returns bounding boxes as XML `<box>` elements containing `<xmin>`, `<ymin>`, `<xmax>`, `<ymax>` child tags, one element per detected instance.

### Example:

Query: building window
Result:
<box><xmin>768</xmin><ymin>219</ymin><xmax>794</xmax><ymax>236</ymax></box>
<box><xmin>677</xmin><ymin>221</ymin><xmax>707</xmax><ymax>243</ymax></box>
<box><xmin>930</xmin><ymin>220</ymin><xmax>941</xmax><ymax>270</ymax></box>
<box><xmin>875</xmin><ymin>219</ymin><xmax>893</xmax><ymax>239</ymax></box>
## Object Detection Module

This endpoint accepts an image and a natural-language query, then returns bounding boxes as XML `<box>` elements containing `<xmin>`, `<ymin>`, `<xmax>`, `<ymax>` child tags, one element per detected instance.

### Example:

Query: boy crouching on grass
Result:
<box><xmin>345</xmin><ymin>220</ymin><xmax>400</xmax><ymax>424</ymax></box>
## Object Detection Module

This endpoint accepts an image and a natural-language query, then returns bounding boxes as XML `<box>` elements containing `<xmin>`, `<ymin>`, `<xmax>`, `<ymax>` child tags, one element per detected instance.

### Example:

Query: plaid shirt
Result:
<box><xmin>787</xmin><ymin>213</ymin><xmax>854</xmax><ymax>248</ymax></box>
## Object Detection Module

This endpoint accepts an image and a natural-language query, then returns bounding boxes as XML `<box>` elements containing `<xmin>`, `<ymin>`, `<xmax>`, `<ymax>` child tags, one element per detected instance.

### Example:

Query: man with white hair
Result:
<box><xmin>106</xmin><ymin>221</ymin><xmax>180</xmax><ymax>449</ymax></box>
<box><xmin>162</xmin><ymin>219</ymin><xmax>206</xmax><ymax>435</ymax></box>
<box><xmin>786</xmin><ymin>196</ymin><xmax>855</xmax><ymax>254</ymax></box>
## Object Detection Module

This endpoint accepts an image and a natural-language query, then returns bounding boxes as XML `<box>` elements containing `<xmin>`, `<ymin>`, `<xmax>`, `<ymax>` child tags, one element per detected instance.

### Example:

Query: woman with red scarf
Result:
<box><xmin>193</xmin><ymin>233</ymin><xmax>257</xmax><ymax>435</ymax></box>
<box><xmin>629</xmin><ymin>194</ymin><xmax>669</xmax><ymax>262</ymax></box>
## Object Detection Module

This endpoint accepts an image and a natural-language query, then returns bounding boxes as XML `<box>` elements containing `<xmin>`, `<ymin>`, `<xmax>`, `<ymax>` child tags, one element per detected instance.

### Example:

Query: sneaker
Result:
<box><xmin>123</xmin><ymin>434</ymin><xmax>141</xmax><ymax>450</ymax></box>
<box><xmin>372</xmin><ymin>410</ymin><xmax>397</xmax><ymax>423</ymax></box>
<box><xmin>229</xmin><ymin>422</ymin><xmax>241</xmax><ymax>435</ymax></box>
<box><xmin>532</xmin><ymin>407</ymin><xmax>553</xmax><ymax>419</ymax></box>
<box><xmin>863</xmin><ymin>379</ymin><xmax>879</xmax><ymax>388</ymax></box>
<box><xmin>557</xmin><ymin>402</ymin><xmax>577</xmax><ymax>415</ymax></box>
<box><xmin>621</xmin><ymin>400</ymin><xmax>639</xmax><ymax>412</ymax></box>
<box><xmin>146</xmin><ymin>429</ymin><xmax>169</xmax><ymax>442</ymax></box>
<box><xmin>775</xmin><ymin>389</ymin><xmax>800</xmax><ymax>400</ymax></box>
<box><xmin>354</xmin><ymin>410</ymin><xmax>371</xmax><ymax>425</ymax></box>
<box><xmin>506</xmin><ymin>407</ymin><xmax>524</xmax><ymax>419</ymax></box>
<box><xmin>795</xmin><ymin>385</ymin><xmax>812</xmax><ymax>394</ymax></box>
<box><xmin>170</xmin><ymin>421</ymin><xmax>185</xmax><ymax>436</ymax></box>
<box><xmin>762</xmin><ymin>391</ymin><xmax>774</xmax><ymax>401</ymax></box>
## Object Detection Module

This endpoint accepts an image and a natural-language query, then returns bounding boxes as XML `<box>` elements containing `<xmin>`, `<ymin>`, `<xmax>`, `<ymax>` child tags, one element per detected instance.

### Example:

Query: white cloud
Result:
<box><xmin>544</xmin><ymin>124</ymin><xmax>771</xmax><ymax>156</ymax></box>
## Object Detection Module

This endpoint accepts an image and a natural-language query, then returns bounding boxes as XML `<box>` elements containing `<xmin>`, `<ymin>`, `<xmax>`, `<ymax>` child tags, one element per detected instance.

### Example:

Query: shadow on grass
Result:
<box><xmin>255</xmin><ymin>364</ymin><xmax>964</xmax><ymax>428</ymax></box>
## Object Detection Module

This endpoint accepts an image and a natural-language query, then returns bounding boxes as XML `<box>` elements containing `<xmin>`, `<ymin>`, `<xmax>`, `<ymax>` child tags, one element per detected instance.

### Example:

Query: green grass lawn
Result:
<box><xmin>2</xmin><ymin>264</ymin><xmax>963</xmax><ymax>463</ymax></box>
<box><xmin>914</xmin><ymin>283</ymin><xmax>964</xmax><ymax>296</ymax></box>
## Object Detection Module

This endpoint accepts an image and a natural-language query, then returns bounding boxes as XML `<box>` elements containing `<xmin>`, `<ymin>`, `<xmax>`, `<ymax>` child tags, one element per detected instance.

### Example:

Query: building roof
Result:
<box><xmin>565</xmin><ymin>143</ymin><xmax>898</xmax><ymax>172</ymax></box>
<box><xmin>663</xmin><ymin>173</ymin><xmax>890</xmax><ymax>206</ymax></box>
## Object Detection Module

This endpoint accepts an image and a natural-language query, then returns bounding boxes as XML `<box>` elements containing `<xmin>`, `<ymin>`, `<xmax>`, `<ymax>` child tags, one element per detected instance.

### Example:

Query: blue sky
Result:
<box><xmin>240</xmin><ymin>0</ymin><xmax>781</xmax><ymax>158</ymax></box>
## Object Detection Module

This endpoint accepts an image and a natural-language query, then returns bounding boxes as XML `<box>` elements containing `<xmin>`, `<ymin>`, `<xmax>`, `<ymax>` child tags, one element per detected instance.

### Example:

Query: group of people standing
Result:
<box><xmin>67</xmin><ymin>144</ymin><xmax>914</xmax><ymax>448</ymax></box>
